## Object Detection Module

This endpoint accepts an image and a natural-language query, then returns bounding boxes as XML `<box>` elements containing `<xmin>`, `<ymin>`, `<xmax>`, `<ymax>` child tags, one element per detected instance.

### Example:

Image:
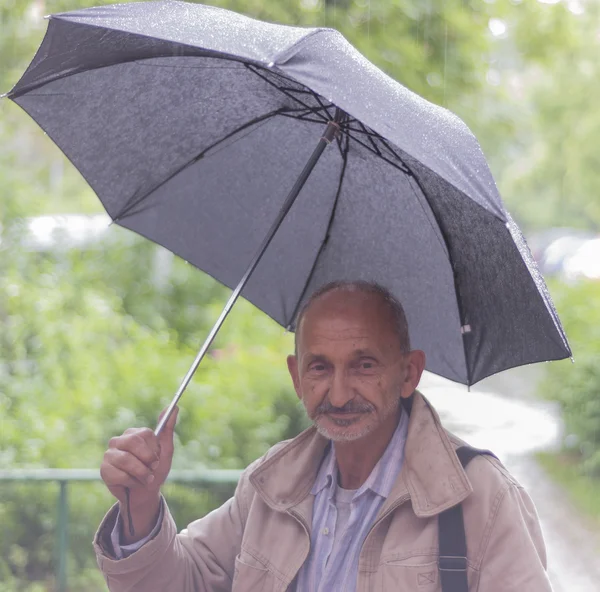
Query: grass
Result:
<box><xmin>536</xmin><ymin>451</ymin><xmax>600</xmax><ymax>527</ymax></box>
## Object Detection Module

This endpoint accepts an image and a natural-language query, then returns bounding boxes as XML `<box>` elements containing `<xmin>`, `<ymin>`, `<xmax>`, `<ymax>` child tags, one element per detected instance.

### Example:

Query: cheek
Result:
<box><xmin>299</xmin><ymin>377</ymin><xmax>328</xmax><ymax>407</ymax></box>
<box><xmin>356</xmin><ymin>375</ymin><xmax>395</xmax><ymax>404</ymax></box>
<box><xmin>355</xmin><ymin>372</ymin><xmax>386</xmax><ymax>389</ymax></box>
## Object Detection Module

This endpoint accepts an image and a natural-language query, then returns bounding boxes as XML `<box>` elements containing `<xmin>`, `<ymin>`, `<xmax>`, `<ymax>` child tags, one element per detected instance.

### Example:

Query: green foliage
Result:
<box><xmin>0</xmin><ymin>482</ymin><xmax>113</xmax><ymax>591</ymax></box>
<box><xmin>490</xmin><ymin>3</ymin><xmax>600</xmax><ymax>232</ymax></box>
<box><xmin>537</xmin><ymin>451</ymin><xmax>600</xmax><ymax>531</ymax></box>
<box><xmin>542</xmin><ymin>280</ymin><xmax>600</xmax><ymax>477</ymax></box>
<box><xmin>0</xmin><ymin>238</ymin><xmax>303</xmax><ymax>588</ymax></box>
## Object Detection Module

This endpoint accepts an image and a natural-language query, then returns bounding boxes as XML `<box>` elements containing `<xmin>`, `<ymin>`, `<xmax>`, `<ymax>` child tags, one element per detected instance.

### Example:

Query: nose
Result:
<box><xmin>328</xmin><ymin>369</ymin><xmax>354</xmax><ymax>409</ymax></box>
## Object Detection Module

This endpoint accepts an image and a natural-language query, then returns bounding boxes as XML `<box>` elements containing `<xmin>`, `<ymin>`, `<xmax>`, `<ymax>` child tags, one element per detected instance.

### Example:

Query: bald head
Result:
<box><xmin>294</xmin><ymin>281</ymin><xmax>411</xmax><ymax>355</ymax></box>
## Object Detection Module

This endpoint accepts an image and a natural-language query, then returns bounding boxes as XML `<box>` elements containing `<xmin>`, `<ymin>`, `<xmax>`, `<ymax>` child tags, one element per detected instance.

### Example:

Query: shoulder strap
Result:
<box><xmin>438</xmin><ymin>446</ymin><xmax>497</xmax><ymax>592</ymax></box>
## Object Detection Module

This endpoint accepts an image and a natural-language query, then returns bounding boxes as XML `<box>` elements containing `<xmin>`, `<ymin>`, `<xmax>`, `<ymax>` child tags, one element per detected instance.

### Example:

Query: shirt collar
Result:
<box><xmin>310</xmin><ymin>406</ymin><xmax>409</xmax><ymax>500</ymax></box>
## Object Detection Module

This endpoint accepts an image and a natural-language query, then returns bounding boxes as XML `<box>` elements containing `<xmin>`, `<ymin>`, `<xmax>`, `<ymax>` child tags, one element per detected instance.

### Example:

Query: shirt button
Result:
<box><xmin>322</xmin><ymin>527</ymin><xmax>329</xmax><ymax>535</ymax></box>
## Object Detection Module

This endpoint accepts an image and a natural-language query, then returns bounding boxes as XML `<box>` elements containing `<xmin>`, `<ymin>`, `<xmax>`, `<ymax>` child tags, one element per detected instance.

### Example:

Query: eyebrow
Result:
<box><xmin>352</xmin><ymin>349</ymin><xmax>379</xmax><ymax>358</ymax></box>
<box><xmin>303</xmin><ymin>349</ymin><xmax>379</xmax><ymax>364</ymax></box>
<box><xmin>303</xmin><ymin>353</ymin><xmax>329</xmax><ymax>365</ymax></box>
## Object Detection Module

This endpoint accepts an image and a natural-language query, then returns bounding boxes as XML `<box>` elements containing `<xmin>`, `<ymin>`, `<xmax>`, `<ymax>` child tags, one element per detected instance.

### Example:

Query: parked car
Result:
<box><xmin>527</xmin><ymin>227</ymin><xmax>598</xmax><ymax>280</ymax></box>
<box><xmin>562</xmin><ymin>238</ymin><xmax>600</xmax><ymax>282</ymax></box>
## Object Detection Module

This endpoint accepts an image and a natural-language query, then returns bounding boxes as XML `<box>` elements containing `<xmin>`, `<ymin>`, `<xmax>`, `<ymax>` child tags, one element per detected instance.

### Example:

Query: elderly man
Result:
<box><xmin>94</xmin><ymin>281</ymin><xmax>552</xmax><ymax>591</ymax></box>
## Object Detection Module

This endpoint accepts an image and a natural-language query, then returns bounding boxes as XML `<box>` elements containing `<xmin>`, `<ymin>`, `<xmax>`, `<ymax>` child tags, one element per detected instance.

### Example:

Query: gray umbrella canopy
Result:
<box><xmin>8</xmin><ymin>0</ymin><xmax>570</xmax><ymax>386</ymax></box>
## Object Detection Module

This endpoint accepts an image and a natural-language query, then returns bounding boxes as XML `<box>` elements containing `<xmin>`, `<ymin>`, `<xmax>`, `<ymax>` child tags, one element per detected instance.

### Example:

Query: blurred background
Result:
<box><xmin>0</xmin><ymin>0</ymin><xmax>599</xmax><ymax>590</ymax></box>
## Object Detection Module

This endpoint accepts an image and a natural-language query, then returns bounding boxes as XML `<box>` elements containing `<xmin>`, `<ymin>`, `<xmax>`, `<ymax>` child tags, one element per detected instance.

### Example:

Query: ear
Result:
<box><xmin>287</xmin><ymin>354</ymin><xmax>302</xmax><ymax>400</ymax></box>
<box><xmin>400</xmin><ymin>350</ymin><xmax>426</xmax><ymax>399</ymax></box>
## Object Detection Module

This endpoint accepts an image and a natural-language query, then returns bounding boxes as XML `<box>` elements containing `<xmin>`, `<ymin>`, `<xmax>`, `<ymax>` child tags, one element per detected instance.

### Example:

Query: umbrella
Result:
<box><xmin>6</xmin><ymin>0</ymin><xmax>571</xmax><ymax>434</ymax></box>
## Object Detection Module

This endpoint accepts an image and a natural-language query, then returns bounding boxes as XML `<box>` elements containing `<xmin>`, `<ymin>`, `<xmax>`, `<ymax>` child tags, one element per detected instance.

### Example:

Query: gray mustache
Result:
<box><xmin>315</xmin><ymin>400</ymin><xmax>375</xmax><ymax>415</ymax></box>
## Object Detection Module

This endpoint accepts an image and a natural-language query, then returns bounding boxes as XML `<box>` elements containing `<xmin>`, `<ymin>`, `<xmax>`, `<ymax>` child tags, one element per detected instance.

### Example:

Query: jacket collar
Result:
<box><xmin>249</xmin><ymin>391</ymin><xmax>472</xmax><ymax>518</ymax></box>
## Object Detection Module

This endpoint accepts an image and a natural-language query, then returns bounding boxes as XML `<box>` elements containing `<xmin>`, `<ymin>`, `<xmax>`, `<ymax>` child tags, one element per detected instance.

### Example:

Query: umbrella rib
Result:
<box><xmin>342</xmin><ymin>130</ymin><xmax>410</xmax><ymax>175</ymax></box>
<box><xmin>313</xmin><ymin>94</ymin><xmax>334</xmax><ymax>120</ymax></box>
<box><xmin>377</xmin><ymin>136</ymin><xmax>407</xmax><ymax>165</ymax></box>
<box><xmin>113</xmin><ymin>108</ymin><xmax>288</xmax><ymax>222</ymax></box>
<box><xmin>355</xmin><ymin>121</ymin><xmax>383</xmax><ymax>156</ymax></box>
<box><xmin>287</xmin><ymin>133</ymin><xmax>350</xmax><ymax>329</ymax></box>
<box><xmin>334</xmin><ymin>127</ymin><xmax>346</xmax><ymax>158</ymax></box>
<box><xmin>278</xmin><ymin>113</ymin><xmax>329</xmax><ymax>125</ymax></box>
<box><xmin>278</xmin><ymin>103</ymin><xmax>334</xmax><ymax>122</ymax></box>
<box><xmin>406</xmin><ymin>175</ymin><xmax>450</xmax><ymax>259</ymax></box>
<box><xmin>245</xmin><ymin>64</ymin><xmax>331</xmax><ymax>122</ymax></box>
<box><xmin>342</xmin><ymin>125</ymin><xmax>372</xmax><ymax>135</ymax></box>
<box><xmin>278</xmin><ymin>87</ymin><xmax>320</xmax><ymax>95</ymax></box>
<box><xmin>343</xmin><ymin>122</ymin><xmax>414</xmax><ymax>177</ymax></box>
<box><xmin>403</xmin><ymin>166</ymin><xmax>473</xmax><ymax>385</ymax></box>
<box><xmin>132</xmin><ymin>62</ymin><xmax>245</xmax><ymax>70</ymax></box>
<box><xmin>344</xmin><ymin>121</ymin><xmax>407</xmax><ymax>166</ymax></box>
<box><xmin>334</xmin><ymin>111</ymin><xmax>352</xmax><ymax>158</ymax></box>
<box><xmin>342</xmin><ymin>119</ymin><xmax>405</xmax><ymax>162</ymax></box>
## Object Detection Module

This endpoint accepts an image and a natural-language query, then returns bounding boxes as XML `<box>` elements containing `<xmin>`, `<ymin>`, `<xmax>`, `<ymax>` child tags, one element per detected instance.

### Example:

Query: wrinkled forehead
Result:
<box><xmin>297</xmin><ymin>290</ymin><xmax>397</xmax><ymax>351</ymax></box>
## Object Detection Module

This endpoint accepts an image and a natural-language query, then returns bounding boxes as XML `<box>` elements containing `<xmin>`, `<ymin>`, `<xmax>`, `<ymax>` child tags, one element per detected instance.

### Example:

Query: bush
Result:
<box><xmin>0</xmin><ymin>241</ymin><xmax>305</xmax><ymax>589</ymax></box>
<box><xmin>542</xmin><ymin>280</ymin><xmax>600</xmax><ymax>477</ymax></box>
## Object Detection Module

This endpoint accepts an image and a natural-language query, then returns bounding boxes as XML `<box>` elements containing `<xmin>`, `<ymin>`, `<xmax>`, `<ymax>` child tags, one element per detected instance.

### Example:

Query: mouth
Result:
<box><xmin>323</xmin><ymin>411</ymin><xmax>367</xmax><ymax>426</ymax></box>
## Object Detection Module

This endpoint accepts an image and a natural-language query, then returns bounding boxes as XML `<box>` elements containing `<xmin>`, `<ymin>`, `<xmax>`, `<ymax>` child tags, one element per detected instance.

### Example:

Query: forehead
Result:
<box><xmin>298</xmin><ymin>290</ymin><xmax>397</xmax><ymax>352</ymax></box>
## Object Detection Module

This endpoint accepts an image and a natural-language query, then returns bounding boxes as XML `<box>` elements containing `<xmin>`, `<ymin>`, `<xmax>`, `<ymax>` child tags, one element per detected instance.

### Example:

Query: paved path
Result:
<box><xmin>419</xmin><ymin>370</ymin><xmax>600</xmax><ymax>592</ymax></box>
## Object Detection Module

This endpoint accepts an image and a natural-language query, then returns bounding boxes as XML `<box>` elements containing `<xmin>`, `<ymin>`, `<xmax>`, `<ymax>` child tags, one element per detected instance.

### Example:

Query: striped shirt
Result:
<box><xmin>295</xmin><ymin>408</ymin><xmax>409</xmax><ymax>592</ymax></box>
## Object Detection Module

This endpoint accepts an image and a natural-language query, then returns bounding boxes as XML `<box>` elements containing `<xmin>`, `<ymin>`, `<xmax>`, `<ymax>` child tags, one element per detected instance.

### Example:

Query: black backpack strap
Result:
<box><xmin>438</xmin><ymin>446</ymin><xmax>497</xmax><ymax>592</ymax></box>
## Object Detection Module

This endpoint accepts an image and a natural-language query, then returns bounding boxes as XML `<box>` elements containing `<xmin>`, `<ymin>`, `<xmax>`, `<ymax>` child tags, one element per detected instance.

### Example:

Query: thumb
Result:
<box><xmin>157</xmin><ymin>406</ymin><xmax>178</xmax><ymax>455</ymax></box>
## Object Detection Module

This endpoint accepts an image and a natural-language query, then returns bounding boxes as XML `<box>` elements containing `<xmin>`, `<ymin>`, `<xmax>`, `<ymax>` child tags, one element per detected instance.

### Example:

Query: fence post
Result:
<box><xmin>56</xmin><ymin>480</ymin><xmax>68</xmax><ymax>592</ymax></box>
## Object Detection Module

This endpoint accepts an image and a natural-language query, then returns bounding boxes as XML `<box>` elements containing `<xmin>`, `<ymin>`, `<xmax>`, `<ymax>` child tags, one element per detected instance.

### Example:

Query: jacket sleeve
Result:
<box><xmin>93</xmin><ymin>466</ymin><xmax>253</xmax><ymax>592</ymax></box>
<box><xmin>476</xmin><ymin>483</ymin><xmax>553</xmax><ymax>592</ymax></box>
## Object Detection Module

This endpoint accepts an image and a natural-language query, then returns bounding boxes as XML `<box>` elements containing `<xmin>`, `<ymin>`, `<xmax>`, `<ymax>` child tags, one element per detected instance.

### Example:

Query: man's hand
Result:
<box><xmin>100</xmin><ymin>407</ymin><xmax>178</xmax><ymax>544</ymax></box>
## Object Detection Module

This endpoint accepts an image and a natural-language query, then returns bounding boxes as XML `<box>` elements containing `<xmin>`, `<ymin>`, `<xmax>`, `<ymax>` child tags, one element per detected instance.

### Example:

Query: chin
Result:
<box><xmin>315</xmin><ymin>419</ymin><xmax>377</xmax><ymax>442</ymax></box>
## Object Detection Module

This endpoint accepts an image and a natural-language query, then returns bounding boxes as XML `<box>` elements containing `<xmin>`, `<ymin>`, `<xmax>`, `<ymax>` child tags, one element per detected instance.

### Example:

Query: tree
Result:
<box><xmin>500</xmin><ymin>5</ymin><xmax>600</xmax><ymax>232</ymax></box>
<box><xmin>462</xmin><ymin>1</ymin><xmax>600</xmax><ymax>233</ymax></box>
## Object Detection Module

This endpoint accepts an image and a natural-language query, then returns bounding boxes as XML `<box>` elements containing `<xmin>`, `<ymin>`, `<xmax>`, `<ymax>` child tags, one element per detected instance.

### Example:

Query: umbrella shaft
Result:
<box><xmin>155</xmin><ymin>113</ymin><xmax>341</xmax><ymax>436</ymax></box>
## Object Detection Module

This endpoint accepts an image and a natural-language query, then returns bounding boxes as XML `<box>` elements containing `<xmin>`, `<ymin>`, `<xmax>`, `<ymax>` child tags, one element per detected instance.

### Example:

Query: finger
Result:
<box><xmin>104</xmin><ymin>449</ymin><xmax>156</xmax><ymax>486</ymax></box>
<box><xmin>157</xmin><ymin>405</ymin><xmax>178</xmax><ymax>430</ymax></box>
<box><xmin>165</xmin><ymin>406</ymin><xmax>179</xmax><ymax>431</ymax></box>
<box><xmin>123</xmin><ymin>427</ymin><xmax>141</xmax><ymax>435</ymax></box>
<box><xmin>129</xmin><ymin>427</ymin><xmax>162</xmax><ymax>458</ymax></box>
<box><xmin>101</xmin><ymin>461</ymin><xmax>149</xmax><ymax>491</ymax></box>
<box><xmin>158</xmin><ymin>406</ymin><xmax>178</xmax><ymax>455</ymax></box>
<box><xmin>112</xmin><ymin>431</ymin><xmax>160</xmax><ymax>468</ymax></box>
<box><xmin>122</xmin><ymin>426</ymin><xmax>161</xmax><ymax>448</ymax></box>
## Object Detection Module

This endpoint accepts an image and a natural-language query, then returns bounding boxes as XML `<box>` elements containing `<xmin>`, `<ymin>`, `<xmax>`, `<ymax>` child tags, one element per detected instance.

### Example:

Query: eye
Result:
<box><xmin>355</xmin><ymin>358</ymin><xmax>378</xmax><ymax>372</ymax></box>
<box><xmin>308</xmin><ymin>362</ymin><xmax>327</xmax><ymax>373</ymax></box>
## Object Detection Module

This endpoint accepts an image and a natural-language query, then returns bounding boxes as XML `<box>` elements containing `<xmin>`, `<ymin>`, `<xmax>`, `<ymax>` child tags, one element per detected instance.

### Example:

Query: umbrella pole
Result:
<box><xmin>154</xmin><ymin>110</ymin><xmax>342</xmax><ymax>437</ymax></box>
<box><xmin>125</xmin><ymin>112</ymin><xmax>342</xmax><ymax>538</ymax></box>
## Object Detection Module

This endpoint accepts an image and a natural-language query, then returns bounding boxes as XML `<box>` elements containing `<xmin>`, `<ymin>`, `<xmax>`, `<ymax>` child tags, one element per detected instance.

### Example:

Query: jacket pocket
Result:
<box><xmin>232</xmin><ymin>553</ymin><xmax>276</xmax><ymax>592</ymax></box>
<box><xmin>378</xmin><ymin>557</ymin><xmax>441</xmax><ymax>591</ymax></box>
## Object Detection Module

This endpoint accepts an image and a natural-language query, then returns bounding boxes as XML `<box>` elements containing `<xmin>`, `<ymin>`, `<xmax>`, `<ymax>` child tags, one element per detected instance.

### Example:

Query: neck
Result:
<box><xmin>334</xmin><ymin>405</ymin><xmax>401</xmax><ymax>490</ymax></box>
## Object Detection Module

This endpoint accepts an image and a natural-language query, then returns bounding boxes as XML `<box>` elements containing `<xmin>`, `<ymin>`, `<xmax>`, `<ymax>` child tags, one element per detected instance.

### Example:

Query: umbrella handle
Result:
<box><xmin>124</xmin><ymin>488</ymin><xmax>136</xmax><ymax>537</ymax></box>
<box><xmin>153</xmin><ymin>109</ymin><xmax>343</xmax><ymax>437</ymax></box>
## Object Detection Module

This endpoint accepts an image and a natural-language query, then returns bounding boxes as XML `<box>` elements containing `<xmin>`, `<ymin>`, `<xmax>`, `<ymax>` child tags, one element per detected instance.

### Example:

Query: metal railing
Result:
<box><xmin>0</xmin><ymin>468</ymin><xmax>242</xmax><ymax>591</ymax></box>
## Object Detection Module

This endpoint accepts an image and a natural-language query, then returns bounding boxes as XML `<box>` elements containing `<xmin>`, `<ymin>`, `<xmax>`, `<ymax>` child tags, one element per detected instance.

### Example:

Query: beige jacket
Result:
<box><xmin>94</xmin><ymin>392</ymin><xmax>552</xmax><ymax>591</ymax></box>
